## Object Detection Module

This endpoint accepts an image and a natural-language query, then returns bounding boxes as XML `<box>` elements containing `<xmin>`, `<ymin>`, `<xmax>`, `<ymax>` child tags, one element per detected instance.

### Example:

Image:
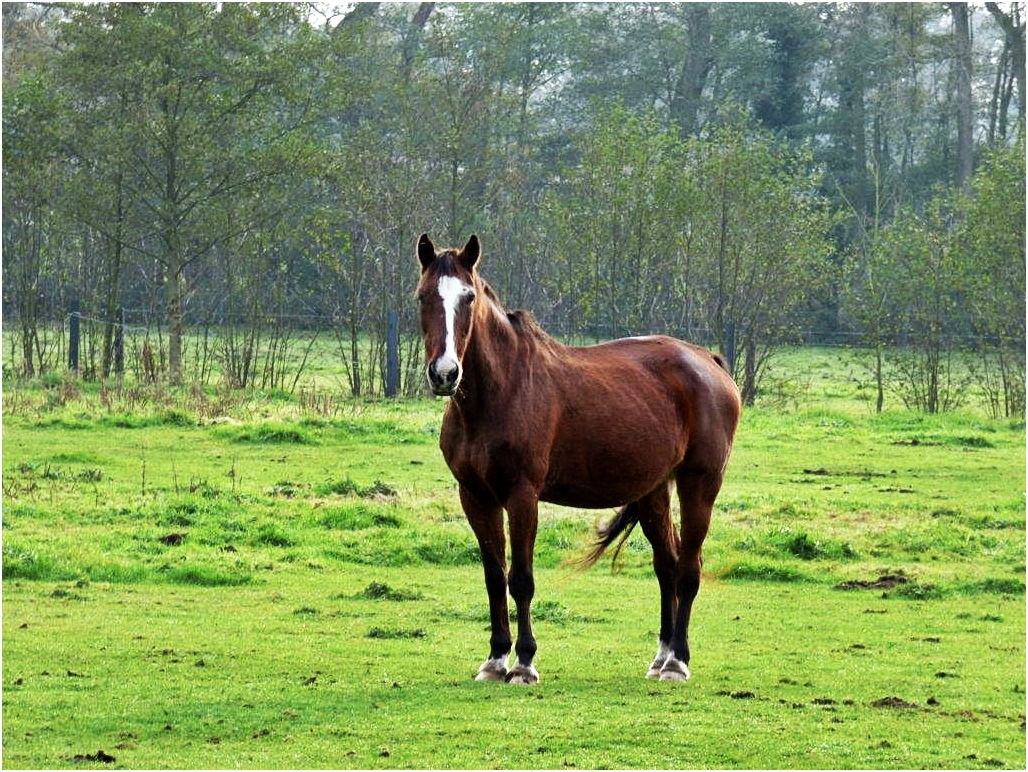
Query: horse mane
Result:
<box><xmin>478</xmin><ymin>277</ymin><xmax>550</xmax><ymax>345</ymax></box>
<box><xmin>506</xmin><ymin>309</ymin><xmax>539</xmax><ymax>333</ymax></box>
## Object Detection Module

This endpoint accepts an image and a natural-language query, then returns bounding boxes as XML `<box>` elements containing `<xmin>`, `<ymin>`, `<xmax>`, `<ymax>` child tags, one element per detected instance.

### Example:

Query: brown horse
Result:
<box><xmin>416</xmin><ymin>233</ymin><xmax>740</xmax><ymax>684</ymax></box>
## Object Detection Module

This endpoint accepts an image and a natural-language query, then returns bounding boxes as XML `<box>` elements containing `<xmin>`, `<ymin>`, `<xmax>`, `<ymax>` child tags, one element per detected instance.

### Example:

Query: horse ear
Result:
<box><xmin>417</xmin><ymin>233</ymin><xmax>436</xmax><ymax>270</ymax></box>
<box><xmin>460</xmin><ymin>234</ymin><xmax>480</xmax><ymax>270</ymax></box>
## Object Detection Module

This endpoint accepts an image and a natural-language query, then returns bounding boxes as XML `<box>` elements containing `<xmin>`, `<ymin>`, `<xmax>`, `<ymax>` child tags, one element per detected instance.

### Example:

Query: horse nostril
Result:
<box><xmin>427</xmin><ymin>359</ymin><xmax>460</xmax><ymax>394</ymax></box>
<box><xmin>428</xmin><ymin>360</ymin><xmax>454</xmax><ymax>388</ymax></box>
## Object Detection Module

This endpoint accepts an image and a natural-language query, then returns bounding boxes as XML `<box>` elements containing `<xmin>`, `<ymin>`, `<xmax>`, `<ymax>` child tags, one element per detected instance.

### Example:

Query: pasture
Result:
<box><xmin>2</xmin><ymin>348</ymin><xmax>1025</xmax><ymax>769</ymax></box>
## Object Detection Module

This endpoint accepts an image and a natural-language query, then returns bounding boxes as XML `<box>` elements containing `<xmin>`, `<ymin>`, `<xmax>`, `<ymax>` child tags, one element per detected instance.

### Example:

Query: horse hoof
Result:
<box><xmin>505</xmin><ymin>664</ymin><xmax>539</xmax><ymax>685</ymax></box>
<box><xmin>476</xmin><ymin>658</ymin><xmax>508</xmax><ymax>681</ymax></box>
<box><xmin>476</xmin><ymin>668</ymin><xmax>507</xmax><ymax>682</ymax></box>
<box><xmin>647</xmin><ymin>655</ymin><xmax>670</xmax><ymax>679</ymax></box>
<box><xmin>658</xmin><ymin>658</ymin><xmax>690</xmax><ymax>682</ymax></box>
<box><xmin>658</xmin><ymin>669</ymin><xmax>689</xmax><ymax>682</ymax></box>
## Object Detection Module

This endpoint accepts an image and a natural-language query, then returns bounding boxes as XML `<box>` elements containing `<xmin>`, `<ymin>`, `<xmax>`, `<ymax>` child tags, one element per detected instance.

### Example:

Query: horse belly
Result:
<box><xmin>540</xmin><ymin>415</ymin><xmax>683</xmax><ymax>509</ymax></box>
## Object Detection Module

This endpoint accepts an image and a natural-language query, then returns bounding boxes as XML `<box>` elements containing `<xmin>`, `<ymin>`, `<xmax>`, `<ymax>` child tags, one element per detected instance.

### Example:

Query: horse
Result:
<box><xmin>415</xmin><ymin>233</ymin><xmax>741</xmax><ymax>685</ymax></box>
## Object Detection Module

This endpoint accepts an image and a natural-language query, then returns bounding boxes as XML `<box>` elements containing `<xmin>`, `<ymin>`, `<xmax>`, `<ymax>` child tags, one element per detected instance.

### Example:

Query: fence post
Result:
<box><xmin>69</xmin><ymin>299</ymin><xmax>80</xmax><ymax>373</ymax></box>
<box><xmin>724</xmin><ymin>320</ymin><xmax>736</xmax><ymax>375</ymax></box>
<box><xmin>385</xmin><ymin>310</ymin><xmax>400</xmax><ymax>398</ymax></box>
<box><xmin>114</xmin><ymin>306</ymin><xmax>126</xmax><ymax>375</ymax></box>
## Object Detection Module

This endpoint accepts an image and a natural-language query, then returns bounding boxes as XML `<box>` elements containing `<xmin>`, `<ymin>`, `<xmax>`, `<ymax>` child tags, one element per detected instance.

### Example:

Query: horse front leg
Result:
<box><xmin>504</xmin><ymin>481</ymin><xmax>540</xmax><ymax>685</ymax></box>
<box><xmin>460</xmin><ymin>485</ymin><xmax>511</xmax><ymax>681</ymax></box>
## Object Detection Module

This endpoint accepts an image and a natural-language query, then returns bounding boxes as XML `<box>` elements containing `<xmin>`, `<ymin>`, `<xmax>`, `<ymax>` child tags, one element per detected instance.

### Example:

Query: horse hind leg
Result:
<box><xmin>659</xmin><ymin>468</ymin><xmax>721</xmax><ymax>682</ymax></box>
<box><xmin>635</xmin><ymin>484</ymin><xmax>680</xmax><ymax>679</ymax></box>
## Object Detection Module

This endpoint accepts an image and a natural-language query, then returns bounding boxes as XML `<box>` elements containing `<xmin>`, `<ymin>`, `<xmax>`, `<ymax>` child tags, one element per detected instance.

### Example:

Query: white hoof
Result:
<box><xmin>505</xmin><ymin>662</ymin><xmax>539</xmax><ymax>685</ymax></box>
<box><xmin>476</xmin><ymin>657</ymin><xmax>508</xmax><ymax>682</ymax></box>
<box><xmin>658</xmin><ymin>656</ymin><xmax>691</xmax><ymax>682</ymax></box>
<box><xmin>647</xmin><ymin>642</ymin><xmax>673</xmax><ymax>679</ymax></box>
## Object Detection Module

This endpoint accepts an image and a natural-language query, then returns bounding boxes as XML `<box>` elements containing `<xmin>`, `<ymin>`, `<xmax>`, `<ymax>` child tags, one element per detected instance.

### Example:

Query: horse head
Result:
<box><xmin>416</xmin><ymin>233</ymin><xmax>480</xmax><ymax>396</ymax></box>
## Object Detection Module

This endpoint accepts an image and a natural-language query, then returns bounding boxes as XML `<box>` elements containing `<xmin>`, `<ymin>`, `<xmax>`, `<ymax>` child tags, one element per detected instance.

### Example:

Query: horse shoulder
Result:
<box><xmin>439</xmin><ymin>386</ymin><xmax>557</xmax><ymax>504</ymax></box>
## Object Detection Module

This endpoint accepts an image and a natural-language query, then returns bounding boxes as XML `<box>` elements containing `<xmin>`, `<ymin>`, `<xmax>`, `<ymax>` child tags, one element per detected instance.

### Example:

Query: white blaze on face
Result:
<box><xmin>435</xmin><ymin>275</ymin><xmax>474</xmax><ymax>379</ymax></box>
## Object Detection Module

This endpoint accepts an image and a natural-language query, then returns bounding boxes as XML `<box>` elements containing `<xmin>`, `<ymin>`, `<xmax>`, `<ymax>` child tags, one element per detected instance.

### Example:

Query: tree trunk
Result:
<box><xmin>100</xmin><ymin>169</ymin><xmax>125</xmax><ymax>379</ymax></box>
<box><xmin>986</xmin><ymin>2</ymin><xmax>1026</xmax><ymax>120</ymax></box>
<box><xmin>875</xmin><ymin>344</ymin><xmax>885</xmax><ymax>414</ymax></box>
<box><xmin>669</xmin><ymin>3</ymin><xmax>714</xmax><ymax>136</ymax></box>
<box><xmin>20</xmin><ymin>321</ymin><xmax>37</xmax><ymax>378</ymax></box>
<box><xmin>17</xmin><ymin>209</ymin><xmax>42</xmax><ymax>377</ymax></box>
<box><xmin>988</xmin><ymin>42</ymin><xmax>1010</xmax><ymax>142</ymax></box>
<box><xmin>167</xmin><ymin>266</ymin><xmax>184</xmax><ymax>383</ymax></box>
<box><xmin>401</xmin><ymin>2</ymin><xmax>434</xmax><ymax>80</ymax></box>
<box><xmin>950</xmin><ymin>2</ymin><xmax>973</xmax><ymax>189</ymax></box>
<box><xmin>846</xmin><ymin>5</ymin><xmax>871</xmax><ymax>214</ymax></box>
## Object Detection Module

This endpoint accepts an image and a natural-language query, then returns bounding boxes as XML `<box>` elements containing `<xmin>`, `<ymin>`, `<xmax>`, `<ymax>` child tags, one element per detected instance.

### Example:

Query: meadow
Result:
<box><xmin>2</xmin><ymin>348</ymin><xmax>1025</xmax><ymax>769</ymax></box>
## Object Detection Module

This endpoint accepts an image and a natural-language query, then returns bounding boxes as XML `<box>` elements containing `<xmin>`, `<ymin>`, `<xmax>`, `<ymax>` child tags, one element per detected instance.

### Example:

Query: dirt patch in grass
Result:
<box><xmin>70</xmin><ymin>750</ymin><xmax>115</xmax><ymax>764</ymax></box>
<box><xmin>870</xmin><ymin>696</ymin><xmax>920</xmax><ymax>709</ymax></box>
<box><xmin>836</xmin><ymin>574</ymin><xmax>910</xmax><ymax>591</ymax></box>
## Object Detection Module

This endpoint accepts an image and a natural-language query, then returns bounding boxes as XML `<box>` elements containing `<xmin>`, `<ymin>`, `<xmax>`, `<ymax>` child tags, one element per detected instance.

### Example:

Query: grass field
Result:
<box><xmin>2</xmin><ymin>348</ymin><xmax>1025</xmax><ymax>769</ymax></box>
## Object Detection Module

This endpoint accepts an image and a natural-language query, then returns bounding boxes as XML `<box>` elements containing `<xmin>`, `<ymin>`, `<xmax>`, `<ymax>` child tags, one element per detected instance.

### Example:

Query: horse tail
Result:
<box><xmin>577</xmin><ymin>501</ymin><xmax>641</xmax><ymax>572</ymax></box>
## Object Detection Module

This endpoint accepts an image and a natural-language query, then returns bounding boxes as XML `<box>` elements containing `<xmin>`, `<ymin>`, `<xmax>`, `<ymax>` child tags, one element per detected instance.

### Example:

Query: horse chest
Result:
<box><xmin>440</xmin><ymin>417</ymin><xmax>549</xmax><ymax>504</ymax></box>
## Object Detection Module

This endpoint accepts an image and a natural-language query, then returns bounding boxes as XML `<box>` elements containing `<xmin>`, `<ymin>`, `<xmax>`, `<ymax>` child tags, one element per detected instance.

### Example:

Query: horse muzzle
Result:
<box><xmin>427</xmin><ymin>358</ymin><xmax>461</xmax><ymax>396</ymax></box>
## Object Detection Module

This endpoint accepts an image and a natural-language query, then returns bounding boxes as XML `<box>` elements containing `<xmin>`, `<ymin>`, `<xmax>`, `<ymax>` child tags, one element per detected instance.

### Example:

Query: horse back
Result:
<box><xmin>572</xmin><ymin>335</ymin><xmax>740</xmax><ymax>452</ymax></box>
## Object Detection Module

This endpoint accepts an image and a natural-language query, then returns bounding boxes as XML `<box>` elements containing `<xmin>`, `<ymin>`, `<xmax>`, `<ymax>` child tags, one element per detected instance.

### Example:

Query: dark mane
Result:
<box><xmin>479</xmin><ymin>279</ymin><xmax>548</xmax><ymax>342</ymax></box>
<box><xmin>506</xmin><ymin>309</ymin><xmax>535</xmax><ymax>331</ymax></box>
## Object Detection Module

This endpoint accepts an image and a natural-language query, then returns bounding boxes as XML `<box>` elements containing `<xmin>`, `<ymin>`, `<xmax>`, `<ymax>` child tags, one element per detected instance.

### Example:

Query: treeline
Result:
<box><xmin>2</xmin><ymin>2</ymin><xmax>1024</xmax><ymax>412</ymax></box>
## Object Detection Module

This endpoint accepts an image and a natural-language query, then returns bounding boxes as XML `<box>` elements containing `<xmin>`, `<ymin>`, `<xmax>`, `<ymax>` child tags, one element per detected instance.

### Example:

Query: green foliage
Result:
<box><xmin>314</xmin><ymin>477</ymin><xmax>400</xmax><ymax>500</ymax></box>
<box><xmin>221</xmin><ymin>424</ymin><xmax>314</xmax><ymax>445</ymax></box>
<box><xmin>359</xmin><ymin>581</ymin><xmax>424</xmax><ymax>602</ymax></box>
<box><xmin>162</xmin><ymin>564</ymin><xmax>253</xmax><ymax>587</ymax></box>
<box><xmin>4</xmin><ymin>3</ymin><xmax>1022</xmax><ymax>409</ymax></box>
<box><xmin>317</xmin><ymin>502</ymin><xmax>403</xmax><ymax>531</ymax></box>
<box><xmin>738</xmin><ymin>527</ymin><xmax>859</xmax><ymax>561</ymax></box>
<box><xmin>544</xmin><ymin>106</ymin><xmax>834</xmax><ymax>402</ymax></box>
<box><xmin>715</xmin><ymin>560</ymin><xmax>813</xmax><ymax>583</ymax></box>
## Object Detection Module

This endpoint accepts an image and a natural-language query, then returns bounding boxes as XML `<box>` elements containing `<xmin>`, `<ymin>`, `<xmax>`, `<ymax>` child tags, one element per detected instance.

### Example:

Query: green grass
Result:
<box><xmin>2</xmin><ymin>347</ymin><xmax>1025</xmax><ymax>768</ymax></box>
<box><xmin>3</xmin><ymin>571</ymin><xmax>1024</xmax><ymax>769</ymax></box>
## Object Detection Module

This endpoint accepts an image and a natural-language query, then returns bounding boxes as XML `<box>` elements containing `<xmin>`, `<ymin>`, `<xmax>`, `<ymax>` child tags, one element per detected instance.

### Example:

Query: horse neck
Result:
<box><xmin>457</xmin><ymin>285</ymin><xmax>525</xmax><ymax>408</ymax></box>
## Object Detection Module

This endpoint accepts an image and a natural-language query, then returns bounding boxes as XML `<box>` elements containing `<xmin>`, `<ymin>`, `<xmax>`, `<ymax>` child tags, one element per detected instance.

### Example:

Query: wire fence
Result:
<box><xmin>4</xmin><ymin>306</ymin><xmax>422</xmax><ymax>398</ymax></box>
<box><xmin>3</xmin><ymin>303</ymin><xmax>1023</xmax><ymax>415</ymax></box>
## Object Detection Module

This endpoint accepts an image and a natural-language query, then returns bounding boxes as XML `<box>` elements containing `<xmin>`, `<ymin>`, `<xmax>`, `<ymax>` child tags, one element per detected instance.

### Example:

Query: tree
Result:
<box><xmin>54</xmin><ymin>3</ymin><xmax>324</xmax><ymax>382</ymax></box>
<box><xmin>869</xmin><ymin>197</ymin><xmax>973</xmax><ymax>413</ymax></box>
<box><xmin>960</xmin><ymin>137</ymin><xmax>1026</xmax><ymax>416</ymax></box>
<box><xmin>544</xmin><ymin>106</ymin><xmax>832</xmax><ymax>403</ymax></box>
<box><xmin>542</xmin><ymin>107</ymin><xmax>694</xmax><ymax>339</ymax></box>
<box><xmin>986</xmin><ymin>2</ymin><xmax>1026</xmax><ymax>125</ymax></box>
<box><xmin>2</xmin><ymin>67</ymin><xmax>66</xmax><ymax>376</ymax></box>
<box><xmin>687</xmin><ymin>118</ymin><xmax>833</xmax><ymax>404</ymax></box>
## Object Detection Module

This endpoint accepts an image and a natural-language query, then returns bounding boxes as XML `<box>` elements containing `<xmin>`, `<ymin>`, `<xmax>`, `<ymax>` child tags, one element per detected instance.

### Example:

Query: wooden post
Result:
<box><xmin>385</xmin><ymin>310</ymin><xmax>400</xmax><ymax>398</ymax></box>
<box><xmin>68</xmin><ymin>299</ymin><xmax>80</xmax><ymax>373</ymax></box>
<box><xmin>724</xmin><ymin>320</ymin><xmax>736</xmax><ymax>376</ymax></box>
<box><xmin>114</xmin><ymin>306</ymin><xmax>126</xmax><ymax>375</ymax></box>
